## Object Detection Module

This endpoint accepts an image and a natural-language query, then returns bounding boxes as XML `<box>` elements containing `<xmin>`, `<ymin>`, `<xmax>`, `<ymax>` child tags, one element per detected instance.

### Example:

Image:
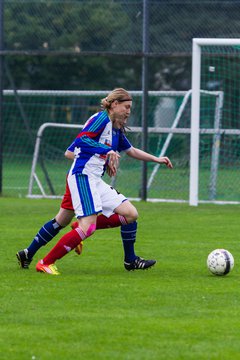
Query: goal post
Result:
<box><xmin>190</xmin><ymin>38</ymin><xmax>240</xmax><ymax>206</ymax></box>
<box><xmin>28</xmin><ymin>122</ymin><xmax>84</xmax><ymax>198</ymax></box>
<box><xmin>28</xmin><ymin>122</ymin><xmax>191</xmax><ymax>200</ymax></box>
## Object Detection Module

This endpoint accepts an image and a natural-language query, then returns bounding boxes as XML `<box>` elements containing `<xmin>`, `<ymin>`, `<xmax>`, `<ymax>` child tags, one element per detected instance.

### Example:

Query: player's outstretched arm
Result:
<box><xmin>126</xmin><ymin>147</ymin><xmax>173</xmax><ymax>169</ymax></box>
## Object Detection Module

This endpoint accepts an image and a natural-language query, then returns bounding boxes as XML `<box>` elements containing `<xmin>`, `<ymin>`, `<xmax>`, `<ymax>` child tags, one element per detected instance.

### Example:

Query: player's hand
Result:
<box><xmin>106</xmin><ymin>164</ymin><xmax>115</xmax><ymax>177</ymax></box>
<box><xmin>159</xmin><ymin>156</ymin><xmax>173</xmax><ymax>169</ymax></box>
<box><xmin>107</xmin><ymin>150</ymin><xmax>120</xmax><ymax>177</ymax></box>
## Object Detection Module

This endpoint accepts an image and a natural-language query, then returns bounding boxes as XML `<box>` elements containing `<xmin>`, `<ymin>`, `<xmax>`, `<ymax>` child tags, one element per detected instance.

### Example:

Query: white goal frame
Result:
<box><xmin>28</xmin><ymin>90</ymin><xmax>192</xmax><ymax>200</ymax></box>
<box><xmin>190</xmin><ymin>38</ymin><xmax>240</xmax><ymax>206</ymax></box>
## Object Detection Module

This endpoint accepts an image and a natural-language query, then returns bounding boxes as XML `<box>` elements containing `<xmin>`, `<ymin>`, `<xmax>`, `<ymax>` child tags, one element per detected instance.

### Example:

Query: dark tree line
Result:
<box><xmin>3</xmin><ymin>0</ymin><xmax>240</xmax><ymax>91</ymax></box>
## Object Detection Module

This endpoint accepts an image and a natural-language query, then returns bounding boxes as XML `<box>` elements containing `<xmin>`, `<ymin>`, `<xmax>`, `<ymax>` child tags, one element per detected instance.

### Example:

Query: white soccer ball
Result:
<box><xmin>207</xmin><ymin>249</ymin><xmax>234</xmax><ymax>276</ymax></box>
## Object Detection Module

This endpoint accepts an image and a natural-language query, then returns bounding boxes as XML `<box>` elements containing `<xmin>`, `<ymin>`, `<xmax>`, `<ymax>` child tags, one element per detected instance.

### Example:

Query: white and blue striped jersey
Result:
<box><xmin>67</xmin><ymin>110</ymin><xmax>132</xmax><ymax>177</ymax></box>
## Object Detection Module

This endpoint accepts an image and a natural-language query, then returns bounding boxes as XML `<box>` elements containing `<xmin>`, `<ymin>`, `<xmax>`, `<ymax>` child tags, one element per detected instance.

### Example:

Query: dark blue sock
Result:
<box><xmin>121</xmin><ymin>221</ymin><xmax>137</xmax><ymax>262</ymax></box>
<box><xmin>27</xmin><ymin>219</ymin><xmax>62</xmax><ymax>259</ymax></box>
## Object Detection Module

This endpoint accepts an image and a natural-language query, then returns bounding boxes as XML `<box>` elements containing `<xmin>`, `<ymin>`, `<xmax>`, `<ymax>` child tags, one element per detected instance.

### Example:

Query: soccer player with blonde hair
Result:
<box><xmin>17</xmin><ymin>88</ymin><xmax>173</xmax><ymax>275</ymax></box>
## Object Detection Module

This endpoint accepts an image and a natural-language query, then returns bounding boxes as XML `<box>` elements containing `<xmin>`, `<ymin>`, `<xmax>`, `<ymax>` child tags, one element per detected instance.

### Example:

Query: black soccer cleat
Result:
<box><xmin>16</xmin><ymin>249</ymin><xmax>32</xmax><ymax>269</ymax></box>
<box><xmin>124</xmin><ymin>256</ymin><xmax>156</xmax><ymax>271</ymax></box>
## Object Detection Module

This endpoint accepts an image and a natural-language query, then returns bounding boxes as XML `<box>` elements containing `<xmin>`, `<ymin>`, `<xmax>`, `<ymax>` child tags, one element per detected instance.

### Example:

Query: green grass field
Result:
<box><xmin>1</xmin><ymin>198</ymin><xmax>240</xmax><ymax>360</ymax></box>
<box><xmin>4</xmin><ymin>158</ymin><xmax>240</xmax><ymax>202</ymax></box>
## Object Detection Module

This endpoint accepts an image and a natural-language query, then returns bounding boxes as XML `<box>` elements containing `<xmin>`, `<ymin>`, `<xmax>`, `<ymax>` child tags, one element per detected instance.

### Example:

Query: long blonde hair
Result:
<box><xmin>101</xmin><ymin>88</ymin><xmax>132</xmax><ymax>110</ymax></box>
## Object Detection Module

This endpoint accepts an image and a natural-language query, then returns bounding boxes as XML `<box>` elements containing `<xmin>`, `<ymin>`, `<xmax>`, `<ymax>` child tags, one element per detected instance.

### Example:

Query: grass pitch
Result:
<box><xmin>1</xmin><ymin>198</ymin><xmax>240</xmax><ymax>360</ymax></box>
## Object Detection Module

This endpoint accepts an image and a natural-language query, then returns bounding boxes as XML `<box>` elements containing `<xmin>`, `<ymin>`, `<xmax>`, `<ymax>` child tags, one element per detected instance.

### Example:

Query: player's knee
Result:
<box><xmin>125</xmin><ymin>208</ymin><xmax>138</xmax><ymax>223</ymax></box>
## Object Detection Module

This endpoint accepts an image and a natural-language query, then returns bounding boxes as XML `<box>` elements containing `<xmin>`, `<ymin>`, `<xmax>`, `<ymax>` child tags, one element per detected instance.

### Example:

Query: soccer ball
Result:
<box><xmin>207</xmin><ymin>249</ymin><xmax>234</xmax><ymax>276</ymax></box>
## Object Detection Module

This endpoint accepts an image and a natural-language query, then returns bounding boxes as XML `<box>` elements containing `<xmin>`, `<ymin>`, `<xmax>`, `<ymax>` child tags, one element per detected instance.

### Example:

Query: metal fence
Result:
<box><xmin>1</xmin><ymin>0</ymin><xmax>240</xmax><ymax>198</ymax></box>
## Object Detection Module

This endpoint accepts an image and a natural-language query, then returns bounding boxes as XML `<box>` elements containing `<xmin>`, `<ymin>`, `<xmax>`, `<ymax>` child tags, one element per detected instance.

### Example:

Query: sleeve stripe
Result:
<box><xmin>81</xmin><ymin>135</ymin><xmax>110</xmax><ymax>151</ymax></box>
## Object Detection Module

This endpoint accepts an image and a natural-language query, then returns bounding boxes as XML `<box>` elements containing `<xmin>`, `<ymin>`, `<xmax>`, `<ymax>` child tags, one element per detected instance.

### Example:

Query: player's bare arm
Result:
<box><xmin>65</xmin><ymin>150</ymin><xmax>74</xmax><ymax>160</ymax></box>
<box><xmin>126</xmin><ymin>147</ymin><xmax>173</xmax><ymax>169</ymax></box>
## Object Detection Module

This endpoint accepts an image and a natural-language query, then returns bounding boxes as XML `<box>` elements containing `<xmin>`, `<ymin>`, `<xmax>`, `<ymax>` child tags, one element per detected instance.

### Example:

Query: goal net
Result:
<box><xmin>25</xmin><ymin>90</ymin><xmax>222</xmax><ymax>202</ymax></box>
<box><xmin>190</xmin><ymin>39</ymin><xmax>240</xmax><ymax>205</ymax></box>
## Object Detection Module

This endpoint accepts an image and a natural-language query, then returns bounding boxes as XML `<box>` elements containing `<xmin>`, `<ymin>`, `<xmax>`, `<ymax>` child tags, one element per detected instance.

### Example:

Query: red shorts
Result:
<box><xmin>61</xmin><ymin>178</ymin><xmax>74</xmax><ymax>211</ymax></box>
